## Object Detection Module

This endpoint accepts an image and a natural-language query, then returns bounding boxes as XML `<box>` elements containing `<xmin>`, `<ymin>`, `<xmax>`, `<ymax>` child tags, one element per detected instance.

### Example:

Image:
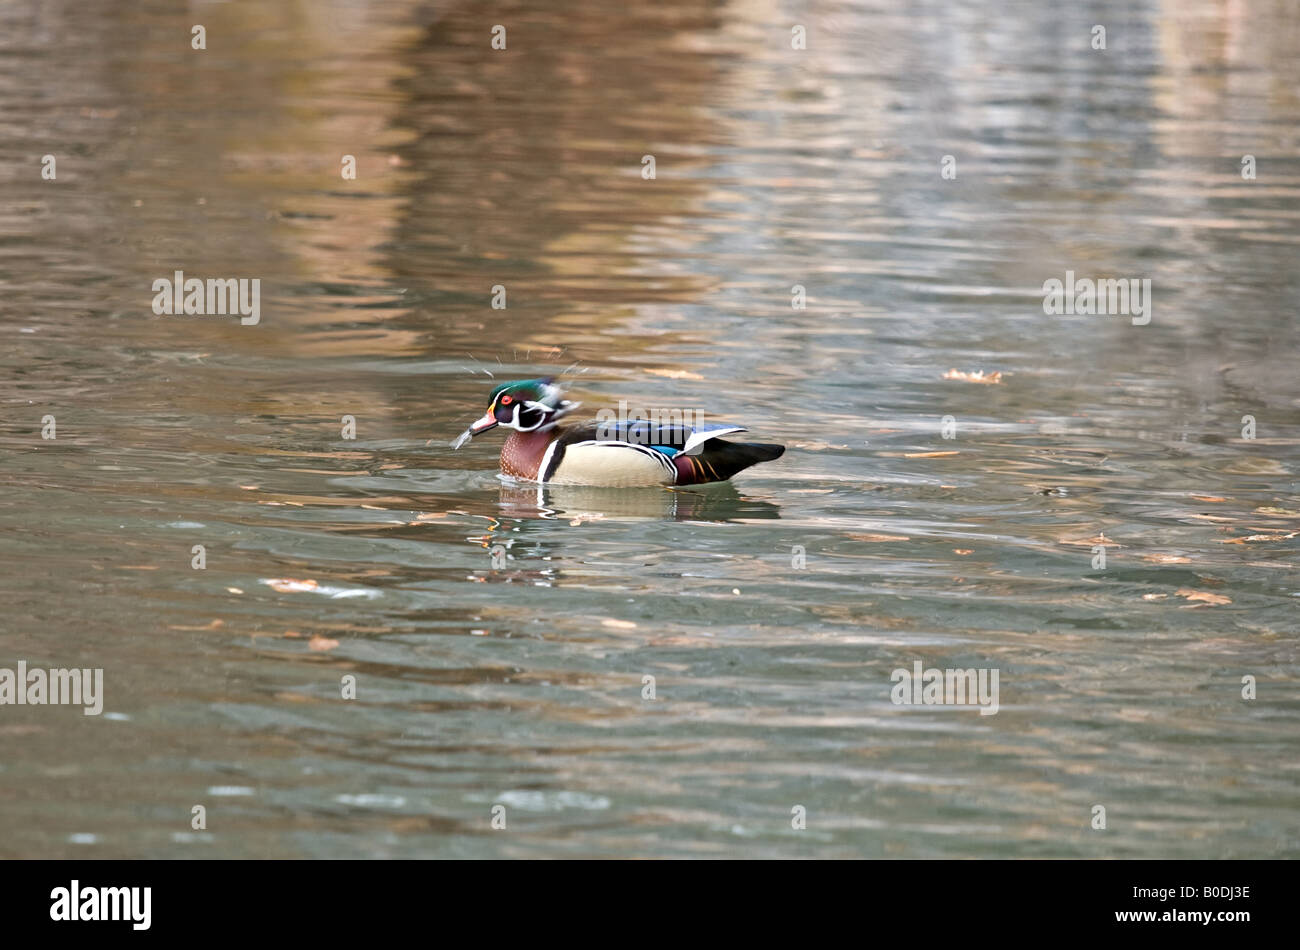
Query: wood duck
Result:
<box><xmin>452</xmin><ymin>377</ymin><xmax>784</xmax><ymax>486</ymax></box>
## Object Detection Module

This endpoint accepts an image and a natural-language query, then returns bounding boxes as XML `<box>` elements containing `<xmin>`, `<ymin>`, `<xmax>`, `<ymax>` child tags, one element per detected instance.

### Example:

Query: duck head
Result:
<box><xmin>452</xmin><ymin>377</ymin><xmax>579</xmax><ymax>449</ymax></box>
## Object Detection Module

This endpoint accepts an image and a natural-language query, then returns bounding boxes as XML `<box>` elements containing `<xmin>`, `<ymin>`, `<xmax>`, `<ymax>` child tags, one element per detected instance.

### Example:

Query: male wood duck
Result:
<box><xmin>452</xmin><ymin>377</ymin><xmax>784</xmax><ymax>486</ymax></box>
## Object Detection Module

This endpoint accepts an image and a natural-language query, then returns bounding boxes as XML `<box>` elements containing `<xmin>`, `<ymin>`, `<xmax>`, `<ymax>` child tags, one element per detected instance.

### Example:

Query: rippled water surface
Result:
<box><xmin>1</xmin><ymin>0</ymin><xmax>1298</xmax><ymax>858</ymax></box>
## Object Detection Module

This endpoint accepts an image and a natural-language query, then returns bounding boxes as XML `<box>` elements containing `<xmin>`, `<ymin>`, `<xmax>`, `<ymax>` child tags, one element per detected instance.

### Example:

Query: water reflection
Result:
<box><xmin>497</xmin><ymin>482</ymin><xmax>782</xmax><ymax>523</ymax></box>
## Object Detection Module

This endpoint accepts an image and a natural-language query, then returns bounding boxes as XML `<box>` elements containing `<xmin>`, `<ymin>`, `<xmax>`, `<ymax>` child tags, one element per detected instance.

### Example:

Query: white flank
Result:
<box><xmin>549</xmin><ymin>442</ymin><xmax>675</xmax><ymax>486</ymax></box>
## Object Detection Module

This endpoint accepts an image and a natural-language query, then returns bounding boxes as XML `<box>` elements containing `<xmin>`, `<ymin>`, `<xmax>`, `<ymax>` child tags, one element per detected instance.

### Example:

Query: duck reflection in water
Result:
<box><xmin>497</xmin><ymin>480</ymin><xmax>782</xmax><ymax>523</ymax></box>
<box><xmin>467</xmin><ymin>483</ymin><xmax>781</xmax><ymax>587</ymax></box>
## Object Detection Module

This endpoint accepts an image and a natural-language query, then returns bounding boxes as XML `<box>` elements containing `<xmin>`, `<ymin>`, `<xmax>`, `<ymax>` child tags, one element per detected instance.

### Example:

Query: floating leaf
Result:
<box><xmin>1061</xmin><ymin>533</ymin><xmax>1120</xmax><ymax>548</ymax></box>
<box><xmin>266</xmin><ymin>578</ymin><xmax>319</xmax><ymax>593</ymax></box>
<box><xmin>1176</xmin><ymin>588</ymin><xmax>1231</xmax><ymax>606</ymax></box>
<box><xmin>261</xmin><ymin>578</ymin><xmax>379</xmax><ymax>599</ymax></box>
<box><xmin>644</xmin><ymin>368</ymin><xmax>705</xmax><ymax>380</ymax></box>
<box><xmin>943</xmin><ymin>369</ymin><xmax>1003</xmax><ymax>384</ymax></box>
<box><xmin>308</xmin><ymin>635</ymin><xmax>340</xmax><ymax>652</ymax></box>
<box><xmin>1222</xmin><ymin>532</ymin><xmax>1298</xmax><ymax>544</ymax></box>
<box><xmin>168</xmin><ymin>619</ymin><xmax>225</xmax><ymax>631</ymax></box>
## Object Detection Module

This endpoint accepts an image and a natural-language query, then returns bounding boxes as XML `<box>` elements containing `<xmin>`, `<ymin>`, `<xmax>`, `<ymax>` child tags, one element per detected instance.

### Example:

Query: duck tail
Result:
<box><xmin>677</xmin><ymin>440</ymin><xmax>784</xmax><ymax>484</ymax></box>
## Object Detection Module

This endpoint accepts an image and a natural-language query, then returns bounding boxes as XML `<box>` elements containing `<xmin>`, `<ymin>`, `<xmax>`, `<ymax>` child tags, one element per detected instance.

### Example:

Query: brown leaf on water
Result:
<box><xmin>849</xmin><ymin>533</ymin><xmax>911</xmax><ymax>542</ymax></box>
<box><xmin>1176</xmin><ymin>588</ymin><xmax>1231</xmax><ymax>606</ymax></box>
<box><xmin>266</xmin><ymin>578</ymin><xmax>319</xmax><ymax>593</ymax></box>
<box><xmin>644</xmin><ymin>368</ymin><xmax>705</xmax><ymax>380</ymax></box>
<box><xmin>954</xmin><ymin>549</ymin><xmax>973</xmax><ymax>555</ymax></box>
<box><xmin>1190</xmin><ymin>494</ymin><xmax>1226</xmax><ymax>502</ymax></box>
<box><xmin>1142</xmin><ymin>554</ymin><xmax>1191</xmax><ymax>564</ymax></box>
<box><xmin>904</xmin><ymin>451</ymin><xmax>960</xmax><ymax>458</ymax></box>
<box><xmin>168</xmin><ymin>619</ymin><xmax>226</xmax><ymax>631</ymax></box>
<box><xmin>1222</xmin><ymin>532</ymin><xmax>1298</xmax><ymax>544</ymax></box>
<box><xmin>1060</xmin><ymin>532</ymin><xmax>1121</xmax><ymax>548</ymax></box>
<box><xmin>308</xmin><ymin>635</ymin><xmax>340</xmax><ymax>652</ymax></box>
<box><xmin>943</xmin><ymin>369</ymin><xmax>1003</xmax><ymax>384</ymax></box>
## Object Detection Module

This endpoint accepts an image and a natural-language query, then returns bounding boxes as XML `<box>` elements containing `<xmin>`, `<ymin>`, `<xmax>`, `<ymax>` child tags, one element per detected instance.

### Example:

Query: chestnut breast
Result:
<box><xmin>500</xmin><ymin>429</ymin><xmax>554</xmax><ymax>480</ymax></box>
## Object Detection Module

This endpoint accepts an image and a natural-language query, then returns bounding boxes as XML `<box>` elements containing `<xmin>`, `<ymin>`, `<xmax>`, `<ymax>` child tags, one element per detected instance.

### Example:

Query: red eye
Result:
<box><xmin>501</xmin><ymin>395</ymin><xmax>513</xmax><ymax>405</ymax></box>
